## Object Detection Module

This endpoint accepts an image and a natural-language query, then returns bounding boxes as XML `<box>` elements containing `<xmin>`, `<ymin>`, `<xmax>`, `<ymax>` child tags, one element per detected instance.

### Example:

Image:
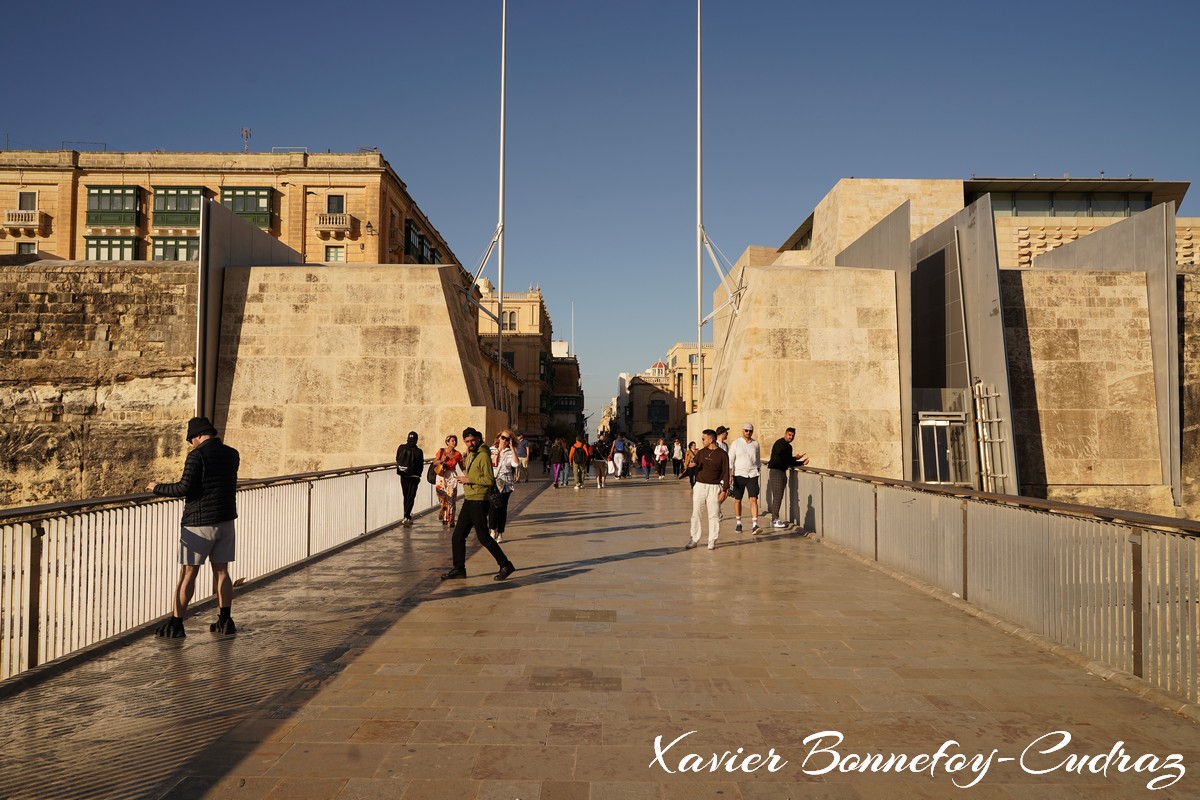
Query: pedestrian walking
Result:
<box><xmin>394</xmin><ymin>431</ymin><xmax>424</xmax><ymax>527</ymax></box>
<box><xmin>146</xmin><ymin>416</ymin><xmax>240</xmax><ymax>638</ymax></box>
<box><xmin>591</xmin><ymin>434</ymin><xmax>611</xmax><ymax>489</ymax></box>
<box><xmin>681</xmin><ymin>428</ymin><xmax>730</xmax><ymax>551</ymax></box>
<box><xmin>728</xmin><ymin>423</ymin><xmax>763</xmax><ymax>534</ymax></box>
<box><xmin>441</xmin><ymin>428</ymin><xmax>516</xmax><ymax>581</ymax></box>
<box><xmin>654</xmin><ymin>438</ymin><xmax>669</xmax><ymax>479</ymax></box>
<box><xmin>489</xmin><ymin>430</ymin><xmax>518</xmax><ymax>543</ymax></box>
<box><xmin>549</xmin><ymin>437</ymin><xmax>567</xmax><ymax>488</ymax></box>
<box><xmin>640</xmin><ymin>444</ymin><xmax>653</xmax><ymax>480</ymax></box>
<box><xmin>715</xmin><ymin>425</ymin><xmax>730</xmax><ymax>452</ymax></box>
<box><xmin>569</xmin><ymin>435</ymin><xmax>590</xmax><ymax>490</ymax></box>
<box><xmin>767</xmin><ymin>426</ymin><xmax>809</xmax><ymax>528</ymax></box>
<box><xmin>611</xmin><ymin>433</ymin><xmax>628</xmax><ymax>479</ymax></box>
<box><xmin>514</xmin><ymin>431</ymin><xmax>531</xmax><ymax>483</ymax></box>
<box><xmin>681</xmin><ymin>441</ymin><xmax>699</xmax><ymax>487</ymax></box>
<box><xmin>433</xmin><ymin>435</ymin><xmax>464</xmax><ymax>527</ymax></box>
<box><xmin>671</xmin><ymin>437</ymin><xmax>684</xmax><ymax>477</ymax></box>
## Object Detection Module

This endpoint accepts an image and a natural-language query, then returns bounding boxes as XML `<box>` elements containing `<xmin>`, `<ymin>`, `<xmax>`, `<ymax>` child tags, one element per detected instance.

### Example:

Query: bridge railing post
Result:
<box><xmin>1130</xmin><ymin>530</ymin><xmax>1143</xmax><ymax>678</ymax></box>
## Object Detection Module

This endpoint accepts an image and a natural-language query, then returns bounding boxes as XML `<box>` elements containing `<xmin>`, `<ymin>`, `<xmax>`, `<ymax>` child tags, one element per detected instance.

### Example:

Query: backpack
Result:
<box><xmin>396</xmin><ymin>444</ymin><xmax>422</xmax><ymax>475</ymax></box>
<box><xmin>572</xmin><ymin>444</ymin><xmax>588</xmax><ymax>465</ymax></box>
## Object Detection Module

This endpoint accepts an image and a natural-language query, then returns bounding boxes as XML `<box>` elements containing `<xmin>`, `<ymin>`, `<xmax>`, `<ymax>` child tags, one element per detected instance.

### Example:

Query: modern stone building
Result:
<box><xmin>0</xmin><ymin>149</ymin><xmax>455</xmax><ymax>267</ymax></box>
<box><xmin>696</xmin><ymin>177</ymin><xmax>1200</xmax><ymax>517</ymax></box>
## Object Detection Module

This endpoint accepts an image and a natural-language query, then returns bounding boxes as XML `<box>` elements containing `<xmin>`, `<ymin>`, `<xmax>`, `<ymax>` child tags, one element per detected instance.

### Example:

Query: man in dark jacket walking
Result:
<box><xmin>146</xmin><ymin>416</ymin><xmax>240</xmax><ymax>638</ymax></box>
<box><xmin>395</xmin><ymin>431</ymin><xmax>424</xmax><ymax>526</ymax></box>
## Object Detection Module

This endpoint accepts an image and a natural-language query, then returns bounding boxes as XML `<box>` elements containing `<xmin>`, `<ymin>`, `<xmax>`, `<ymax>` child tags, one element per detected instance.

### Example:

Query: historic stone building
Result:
<box><xmin>0</xmin><ymin>149</ymin><xmax>455</xmax><ymax>267</ymax></box>
<box><xmin>696</xmin><ymin>177</ymin><xmax>1200</xmax><ymax>517</ymax></box>
<box><xmin>548</xmin><ymin>341</ymin><xmax>585</xmax><ymax>437</ymax></box>
<box><xmin>476</xmin><ymin>280</ymin><xmax>554</xmax><ymax>437</ymax></box>
<box><xmin>665</xmin><ymin>341</ymin><xmax>713</xmax><ymax>415</ymax></box>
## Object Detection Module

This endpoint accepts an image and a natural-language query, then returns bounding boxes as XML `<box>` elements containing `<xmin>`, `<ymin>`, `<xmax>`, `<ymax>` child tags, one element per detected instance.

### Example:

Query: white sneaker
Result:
<box><xmin>707</xmin><ymin>541</ymin><xmax>716</xmax><ymax>550</ymax></box>
<box><xmin>772</xmin><ymin>519</ymin><xmax>788</xmax><ymax>529</ymax></box>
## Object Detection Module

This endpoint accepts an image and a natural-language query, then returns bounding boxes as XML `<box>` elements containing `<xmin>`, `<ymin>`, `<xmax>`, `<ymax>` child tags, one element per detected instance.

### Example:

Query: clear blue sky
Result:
<box><xmin>8</xmin><ymin>1</ymin><xmax>1199</xmax><ymax>433</ymax></box>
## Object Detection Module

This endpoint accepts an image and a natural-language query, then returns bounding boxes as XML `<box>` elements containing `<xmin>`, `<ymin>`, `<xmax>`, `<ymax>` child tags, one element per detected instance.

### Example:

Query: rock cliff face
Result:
<box><xmin>0</xmin><ymin>262</ymin><xmax>198</xmax><ymax>508</ymax></box>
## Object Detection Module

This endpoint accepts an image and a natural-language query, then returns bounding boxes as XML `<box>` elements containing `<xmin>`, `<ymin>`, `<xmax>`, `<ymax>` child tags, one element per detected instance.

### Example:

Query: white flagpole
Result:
<box><xmin>497</xmin><ymin>0</ymin><xmax>508</xmax><ymax>407</ymax></box>
<box><xmin>696</xmin><ymin>0</ymin><xmax>704</xmax><ymax>404</ymax></box>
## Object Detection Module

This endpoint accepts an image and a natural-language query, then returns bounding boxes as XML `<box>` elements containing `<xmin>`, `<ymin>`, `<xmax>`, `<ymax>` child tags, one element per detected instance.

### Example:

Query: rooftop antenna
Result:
<box><xmin>241</xmin><ymin>128</ymin><xmax>252</xmax><ymax>153</ymax></box>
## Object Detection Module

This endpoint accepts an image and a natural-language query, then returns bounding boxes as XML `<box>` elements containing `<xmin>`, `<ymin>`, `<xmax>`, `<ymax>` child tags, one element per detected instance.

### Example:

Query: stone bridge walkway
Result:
<box><xmin>2</xmin><ymin>475</ymin><xmax>1199</xmax><ymax>799</ymax></box>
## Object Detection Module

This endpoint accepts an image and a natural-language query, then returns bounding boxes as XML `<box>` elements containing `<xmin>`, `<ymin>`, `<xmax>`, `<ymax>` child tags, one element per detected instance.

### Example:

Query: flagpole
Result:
<box><xmin>696</xmin><ymin>0</ymin><xmax>704</xmax><ymax>405</ymax></box>
<box><xmin>497</xmin><ymin>0</ymin><xmax>508</xmax><ymax>409</ymax></box>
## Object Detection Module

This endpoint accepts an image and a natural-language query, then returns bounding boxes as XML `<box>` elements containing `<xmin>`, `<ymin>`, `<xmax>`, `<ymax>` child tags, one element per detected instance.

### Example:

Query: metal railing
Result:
<box><xmin>782</xmin><ymin>467</ymin><xmax>1200</xmax><ymax>705</ymax></box>
<box><xmin>0</xmin><ymin>463</ymin><xmax>435</xmax><ymax>681</ymax></box>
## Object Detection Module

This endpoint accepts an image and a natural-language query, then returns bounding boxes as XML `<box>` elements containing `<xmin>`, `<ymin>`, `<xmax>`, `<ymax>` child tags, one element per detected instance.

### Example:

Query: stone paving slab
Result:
<box><xmin>1</xmin><ymin>476</ymin><xmax>1199</xmax><ymax>799</ymax></box>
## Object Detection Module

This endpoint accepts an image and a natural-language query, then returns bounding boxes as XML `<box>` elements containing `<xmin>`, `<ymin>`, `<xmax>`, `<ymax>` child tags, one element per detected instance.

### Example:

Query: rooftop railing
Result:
<box><xmin>0</xmin><ymin>462</ymin><xmax>435</xmax><ymax>681</ymax></box>
<box><xmin>782</xmin><ymin>466</ymin><xmax>1200</xmax><ymax>708</ymax></box>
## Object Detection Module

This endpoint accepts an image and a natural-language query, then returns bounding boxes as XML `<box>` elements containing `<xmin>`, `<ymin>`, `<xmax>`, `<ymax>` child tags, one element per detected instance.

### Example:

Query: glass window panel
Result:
<box><xmin>257</xmin><ymin>195</ymin><xmax>268</xmax><ymax>210</ymax></box>
<box><xmin>1092</xmin><ymin>193</ymin><xmax>1125</xmax><ymax>217</ymax></box>
<box><xmin>1129</xmin><ymin>193</ymin><xmax>1151</xmax><ymax>213</ymax></box>
<box><xmin>88</xmin><ymin>194</ymin><xmax>99</xmax><ymax>210</ymax></box>
<box><xmin>1014</xmin><ymin>193</ymin><xmax>1051</xmax><ymax>217</ymax></box>
<box><xmin>18</xmin><ymin>192</ymin><xmax>37</xmax><ymax>210</ymax></box>
<box><xmin>1053</xmin><ymin>192</ymin><xmax>1088</xmax><ymax>217</ymax></box>
<box><xmin>327</xmin><ymin>195</ymin><xmax>344</xmax><ymax>214</ymax></box>
<box><xmin>990</xmin><ymin>192</ymin><xmax>1014</xmax><ymax>218</ymax></box>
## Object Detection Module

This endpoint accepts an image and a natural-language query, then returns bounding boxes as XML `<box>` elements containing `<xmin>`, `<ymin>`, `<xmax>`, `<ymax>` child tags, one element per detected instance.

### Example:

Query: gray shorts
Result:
<box><xmin>179</xmin><ymin>520</ymin><xmax>236</xmax><ymax>566</ymax></box>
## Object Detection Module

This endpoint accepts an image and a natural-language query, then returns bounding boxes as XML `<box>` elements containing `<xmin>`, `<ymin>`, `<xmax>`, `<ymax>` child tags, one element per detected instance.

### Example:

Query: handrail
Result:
<box><xmin>0</xmin><ymin>461</ymin><xmax>425</xmax><ymax>524</ymax></box>
<box><xmin>797</xmin><ymin>465</ymin><xmax>1200</xmax><ymax>536</ymax></box>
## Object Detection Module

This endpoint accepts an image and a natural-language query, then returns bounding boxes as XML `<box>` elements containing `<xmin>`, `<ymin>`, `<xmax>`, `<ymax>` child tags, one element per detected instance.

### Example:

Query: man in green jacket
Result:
<box><xmin>441</xmin><ymin>427</ymin><xmax>516</xmax><ymax>581</ymax></box>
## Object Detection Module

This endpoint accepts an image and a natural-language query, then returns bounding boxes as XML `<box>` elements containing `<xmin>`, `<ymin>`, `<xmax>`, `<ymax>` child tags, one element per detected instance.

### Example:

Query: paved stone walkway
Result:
<box><xmin>2</xmin><ymin>475</ymin><xmax>1199</xmax><ymax>799</ymax></box>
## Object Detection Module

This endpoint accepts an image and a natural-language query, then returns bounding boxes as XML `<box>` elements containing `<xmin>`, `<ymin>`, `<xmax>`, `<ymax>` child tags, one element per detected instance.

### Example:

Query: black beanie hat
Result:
<box><xmin>186</xmin><ymin>416</ymin><xmax>218</xmax><ymax>440</ymax></box>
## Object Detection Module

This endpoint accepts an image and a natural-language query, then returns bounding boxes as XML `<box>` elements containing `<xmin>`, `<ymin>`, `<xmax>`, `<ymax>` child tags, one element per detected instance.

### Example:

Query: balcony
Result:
<box><xmin>315</xmin><ymin>212</ymin><xmax>353</xmax><ymax>237</ymax></box>
<box><xmin>85</xmin><ymin>209</ymin><xmax>140</xmax><ymax>228</ymax></box>
<box><xmin>3</xmin><ymin>209</ymin><xmax>43</xmax><ymax>230</ymax></box>
<box><xmin>152</xmin><ymin>210</ymin><xmax>201</xmax><ymax>229</ymax></box>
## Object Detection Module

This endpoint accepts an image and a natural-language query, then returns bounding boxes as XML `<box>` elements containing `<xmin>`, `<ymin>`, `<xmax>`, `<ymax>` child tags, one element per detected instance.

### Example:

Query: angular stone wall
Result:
<box><xmin>216</xmin><ymin>265</ymin><xmax>501</xmax><ymax>478</ymax></box>
<box><xmin>1181</xmin><ymin>266</ymin><xmax>1200</xmax><ymax>519</ymax></box>
<box><xmin>0</xmin><ymin>262</ymin><xmax>198</xmax><ymax>507</ymax></box>
<box><xmin>694</xmin><ymin>265</ymin><xmax>902</xmax><ymax>477</ymax></box>
<box><xmin>1000</xmin><ymin>270</ymin><xmax>1172</xmax><ymax>514</ymax></box>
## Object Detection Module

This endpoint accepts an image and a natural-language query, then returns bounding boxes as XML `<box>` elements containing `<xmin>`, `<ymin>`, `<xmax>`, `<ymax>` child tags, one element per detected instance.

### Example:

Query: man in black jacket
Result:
<box><xmin>766</xmin><ymin>427</ymin><xmax>808</xmax><ymax>529</ymax></box>
<box><xmin>395</xmin><ymin>431</ymin><xmax>424</xmax><ymax>526</ymax></box>
<box><xmin>146</xmin><ymin>416</ymin><xmax>240</xmax><ymax>638</ymax></box>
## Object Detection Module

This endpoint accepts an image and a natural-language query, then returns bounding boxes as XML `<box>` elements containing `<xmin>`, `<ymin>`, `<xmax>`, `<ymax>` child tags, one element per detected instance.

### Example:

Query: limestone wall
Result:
<box><xmin>694</xmin><ymin>265</ymin><xmax>902</xmax><ymax>477</ymax></box>
<box><xmin>809</xmin><ymin>179</ymin><xmax>964</xmax><ymax>267</ymax></box>
<box><xmin>1181</xmin><ymin>266</ymin><xmax>1200</xmax><ymax>519</ymax></box>
<box><xmin>1000</xmin><ymin>270</ymin><xmax>1172</xmax><ymax>513</ymax></box>
<box><xmin>216</xmin><ymin>265</ymin><xmax>500</xmax><ymax>478</ymax></box>
<box><xmin>0</xmin><ymin>262</ymin><xmax>198</xmax><ymax>507</ymax></box>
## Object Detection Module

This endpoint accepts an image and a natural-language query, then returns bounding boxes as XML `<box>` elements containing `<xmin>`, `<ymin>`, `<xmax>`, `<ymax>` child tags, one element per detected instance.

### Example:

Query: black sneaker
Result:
<box><xmin>155</xmin><ymin>620</ymin><xmax>185</xmax><ymax>638</ymax></box>
<box><xmin>494</xmin><ymin>562</ymin><xmax>516</xmax><ymax>581</ymax></box>
<box><xmin>210</xmin><ymin>617</ymin><xmax>237</xmax><ymax>635</ymax></box>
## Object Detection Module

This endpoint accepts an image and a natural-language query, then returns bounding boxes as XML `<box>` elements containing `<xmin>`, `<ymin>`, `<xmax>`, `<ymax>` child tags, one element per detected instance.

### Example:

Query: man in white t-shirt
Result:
<box><xmin>727</xmin><ymin>423</ymin><xmax>763</xmax><ymax>534</ymax></box>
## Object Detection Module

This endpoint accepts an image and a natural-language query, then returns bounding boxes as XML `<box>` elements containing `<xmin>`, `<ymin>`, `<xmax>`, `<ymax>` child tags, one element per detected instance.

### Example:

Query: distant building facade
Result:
<box><xmin>0</xmin><ymin>149</ymin><xmax>456</xmax><ymax>266</ymax></box>
<box><xmin>477</xmin><ymin>280</ymin><xmax>553</xmax><ymax>437</ymax></box>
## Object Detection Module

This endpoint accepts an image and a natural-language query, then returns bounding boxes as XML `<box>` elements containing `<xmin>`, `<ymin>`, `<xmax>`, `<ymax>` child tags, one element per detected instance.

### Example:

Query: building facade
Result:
<box><xmin>549</xmin><ymin>341</ymin><xmax>586</xmax><ymax>437</ymax></box>
<box><xmin>665</xmin><ymin>341</ymin><xmax>713</xmax><ymax>414</ymax></box>
<box><xmin>477</xmin><ymin>280</ymin><xmax>554</xmax><ymax>437</ymax></box>
<box><xmin>0</xmin><ymin>150</ymin><xmax>456</xmax><ymax>266</ymax></box>
<box><xmin>697</xmin><ymin>175</ymin><xmax>1200</xmax><ymax>516</ymax></box>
